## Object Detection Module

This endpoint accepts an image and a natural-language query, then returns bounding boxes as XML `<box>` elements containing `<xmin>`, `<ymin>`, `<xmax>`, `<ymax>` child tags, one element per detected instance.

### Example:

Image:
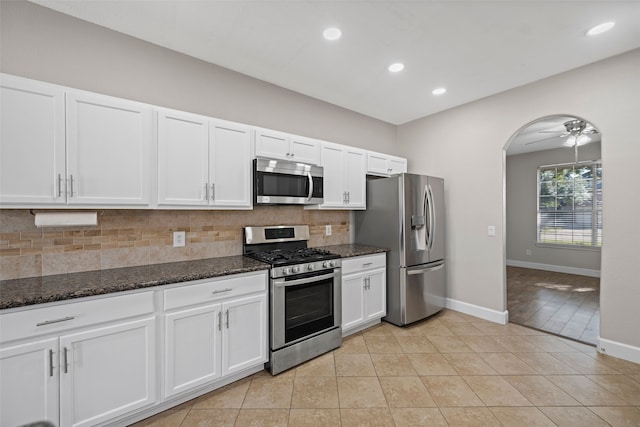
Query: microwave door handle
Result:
<box><xmin>307</xmin><ymin>172</ymin><xmax>314</xmax><ymax>201</ymax></box>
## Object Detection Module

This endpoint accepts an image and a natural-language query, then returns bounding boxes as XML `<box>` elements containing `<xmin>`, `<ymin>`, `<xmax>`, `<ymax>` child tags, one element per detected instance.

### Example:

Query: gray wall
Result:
<box><xmin>398</xmin><ymin>49</ymin><xmax>640</xmax><ymax>351</ymax></box>
<box><xmin>0</xmin><ymin>1</ymin><xmax>397</xmax><ymax>154</ymax></box>
<box><xmin>506</xmin><ymin>143</ymin><xmax>601</xmax><ymax>271</ymax></box>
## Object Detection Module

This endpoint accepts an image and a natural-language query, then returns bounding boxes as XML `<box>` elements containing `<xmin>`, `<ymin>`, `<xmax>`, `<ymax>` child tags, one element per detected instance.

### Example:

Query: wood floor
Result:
<box><xmin>507</xmin><ymin>266</ymin><xmax>599</xmax><ymax>345</ymax></box>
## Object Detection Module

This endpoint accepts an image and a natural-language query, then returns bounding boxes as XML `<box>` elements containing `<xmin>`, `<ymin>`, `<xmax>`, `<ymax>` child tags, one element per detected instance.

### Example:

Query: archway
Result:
<box><xmin>504</xmin><ymin>115</ymin><xmax>602</xmax><ymax>345</ymax></box>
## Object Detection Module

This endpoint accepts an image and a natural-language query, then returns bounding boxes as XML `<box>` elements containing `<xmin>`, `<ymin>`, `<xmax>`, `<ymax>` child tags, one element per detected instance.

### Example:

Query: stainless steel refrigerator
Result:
<box><xmin>354</xmin><ymin>173</ymin><xmax>445</xmax><ymax>326</ymax></box>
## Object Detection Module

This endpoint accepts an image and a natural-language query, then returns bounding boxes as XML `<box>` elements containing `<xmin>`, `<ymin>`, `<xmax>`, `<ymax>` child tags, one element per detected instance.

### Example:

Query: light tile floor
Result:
<box><xmin>131</xmin><ymin>309</ymin><xmax>640</xmax><ymax>426</ymax></box>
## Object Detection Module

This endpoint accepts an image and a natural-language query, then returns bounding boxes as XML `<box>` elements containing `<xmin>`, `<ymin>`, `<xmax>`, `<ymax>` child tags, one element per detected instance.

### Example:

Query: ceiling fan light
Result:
<box><xmin>576</xmin><ymin>134</ymin><xmax>591</xmax><ymax>146</ymax></box>
<box><xmin>563</xmin><ymin>135</ymin><xmax>577</xmax><ymax>147</ymax></box>
<box><xmin>323</xmin><ymin>27</ymin><xmax>342</xmax><ymax>41</ymax></box>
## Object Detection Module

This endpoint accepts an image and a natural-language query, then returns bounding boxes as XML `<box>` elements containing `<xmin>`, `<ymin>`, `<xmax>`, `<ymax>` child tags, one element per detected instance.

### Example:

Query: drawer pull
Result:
<box><xmin>36</xmin><ymin>316</ymin><xmax>75</xmax><ymax>327</ymax></box>
<box><xmin>212</xmin><ymin>288</ymin><xmax>233</xmax><ymax>295</ymax></box>
<box><xmin>362</xmin><ymin>262</ymin><xmax>373</xmax><ymax>267</ymax></box>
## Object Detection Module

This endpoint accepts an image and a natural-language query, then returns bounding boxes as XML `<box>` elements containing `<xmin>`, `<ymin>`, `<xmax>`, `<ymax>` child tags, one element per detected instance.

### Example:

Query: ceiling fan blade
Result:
<box><xmin>538</xmin><ymin>130</ymin><xmax>568</xmax><ymax>134</ymax></box>
<box><xmin>524</xmin><ymin>134</ymin><xmax>567</xmax><ymax>145</ymax></box>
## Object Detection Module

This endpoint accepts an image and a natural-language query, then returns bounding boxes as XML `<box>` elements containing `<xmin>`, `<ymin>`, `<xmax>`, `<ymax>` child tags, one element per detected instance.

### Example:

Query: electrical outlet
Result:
<box><xmin>173</xmin><ymin>231</ymin><xmax>186</xmax><ymax>247</ymax></box>
<box><xmin>487</xmin><ymin>225</ymin><xmax>496</xmax><ymax>237</ymax></box>
<box><xmin>325</xmin><ymin>225</ymin><xmax>332</xmax><ymax>236</ymax></box>
<box><xmin>526</xmin><ymin>249</ymin><xmax>532</xmax><ymax>256</ymax></box>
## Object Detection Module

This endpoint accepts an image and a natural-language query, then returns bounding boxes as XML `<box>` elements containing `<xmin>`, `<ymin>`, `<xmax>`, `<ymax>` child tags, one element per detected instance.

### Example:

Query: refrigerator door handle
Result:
<box><xmin>407</xmin><ymin>261</ymin><xmax>445</xmax><ymax>275</ymax></box>
<box><xmin>422</xmin><ymin>185</ymin><xmax>430</xmax><ymax>249</ymax></box>
<box><xmin>426</xmin><ymin>184</ymin><xmax>436</xmax><ymax>252</ymax></box>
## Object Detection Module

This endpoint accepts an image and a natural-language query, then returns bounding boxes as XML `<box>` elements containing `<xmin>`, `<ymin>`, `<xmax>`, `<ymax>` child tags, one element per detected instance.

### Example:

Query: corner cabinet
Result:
<box><xmin>341</xmin><ymin>253</ymin><xmax>387</xmax><ymax>336</ymax></box>
<box><xmin>0</xmin><ymin>292</ymin><xmax>156</xmax><ymax>427</ymax></box>
<box><xmin>162</xmin><ymin>271</ymin><xmax>267</xmax><ymax>399</ymax></box>
<box><xmin>156</xmin><ymin>109</ymin><xmax>252</xmax><ymax>209</ymax></box>
<box><xmin>255</xmin><ymin>127</ymin><xmax>321</xmax><ymax>165</ymax></box>
<box><xmin>317</xmin><ymin>142</ymin><xmax>366</xmax><ymax>209</ymax></box>
<box><xmin>0</xmin><ymin>74</ymin><xmax>153</xmax><ymax>207</ymax></box>
<box><xmin>367</xmin><ymin>151</ymin><xmax>407</xmax><ymax>177</ymax></box>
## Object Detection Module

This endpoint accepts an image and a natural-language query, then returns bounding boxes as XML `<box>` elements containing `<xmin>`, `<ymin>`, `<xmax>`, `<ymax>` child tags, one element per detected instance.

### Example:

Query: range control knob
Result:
<box><xmin>308</xmin><ymin>264</ymin><xmax>315</xmax><ymax>271</ymax></box>
<box><xmin>282</xmin><ymin>267</ymin><xmax>291</xmax><ymax>275</ymax></box>
<box><xmin>292</xmin><ymin>266</ymin><xmax>300</xmax><ymax>274</ymax></box>
<box><xmin>322</xmin><ymin>260</ymin><xmax>334</xmax><ymax>268</ymax></box>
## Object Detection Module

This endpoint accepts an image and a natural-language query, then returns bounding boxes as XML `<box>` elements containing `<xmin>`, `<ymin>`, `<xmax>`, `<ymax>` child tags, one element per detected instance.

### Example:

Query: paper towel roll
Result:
<box><xmin>34</xmin><ymin>212</ymin><xmax>98</xmax><ymax>228</ymax></box>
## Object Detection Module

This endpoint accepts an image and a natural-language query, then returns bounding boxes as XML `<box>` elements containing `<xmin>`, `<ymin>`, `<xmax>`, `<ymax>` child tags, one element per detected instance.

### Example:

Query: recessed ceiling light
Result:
<box><xmin>586</xmin><ymin>21</ymin><xmax>615</xmax><ymax>36</ymax></box>
<box><xmin>432</xmin><ymin>87</ymin><xmax>447</xmax><ymax>95</ymax></box>
<box><xmin>388</xmin><ymin>63</ymin><xmax>405</xmax><ymax>73</ymax></box>
<box><xmin>323</xmin><ymin>27</ymin><xmax>342</xmax><ymax>41</ymax></box>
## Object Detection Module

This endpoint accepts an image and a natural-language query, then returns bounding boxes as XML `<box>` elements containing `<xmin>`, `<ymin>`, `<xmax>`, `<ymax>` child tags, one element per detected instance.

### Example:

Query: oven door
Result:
<box><xmin>271</xmin><ymin>269</ymin><xmax>341</xmax><ymax>350</ymax></box>
<box><xmin>254</xmin><ymin>158</ymin><xmax>323</xmax><ymax>205</ymax></box>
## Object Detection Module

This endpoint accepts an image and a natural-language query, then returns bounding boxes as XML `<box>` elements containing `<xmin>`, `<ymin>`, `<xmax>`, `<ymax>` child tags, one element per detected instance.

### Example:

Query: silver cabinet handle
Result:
<box><xmin>225</xmin><ymin>310</ymin><xmax>230</xmax><ymax>329</ymax></box>
<box><xmin>362</xmin><ymin>262</ymin><xmax>373</xmax><ymax>267</ymax></box>
<box><xmin>346</xmin><ymin>191</ymin><xmax>350</xmax><ymax>204</ymax></box>
<box><xmin>69</xmin><ymin>175</ymin><xmax>74</xmax><ymax>197</ymax></box>
<box><xmin>290</xmin><ymin>153</ymin><xmax>294</xmax><ymax>157</ymax></box>
<box><xmin>205</xmin><ymin>182</ymin><xmax>209</xmax><ymax>201</ymax></box>
<box><xmin>212</xmin><ymin>288</ymin><xmax>233</xmax><ymax>295</ymax></box>
<box><xmin>63</xmin><ymin>347</ymin><xmax>69</xmax><ymax>374</ymax></box>
<box><xmin>211</xmin><ymin>183</ymin><xmax>215</xmax><ymax>201</ymax></box>
<box><xmin>218</xmin><ymin>311</ymin><xmax>222</xmax><ymax>331</ymax></box>
<box><xmin>49</xmin><ymin>349</ymin><xmax>54</xmax><ymax>377</ymax></box>
<box><xmin>57</xmin><ymin>174</ymin><xmax>63</xmax><ymax>197</ymax></box>
<box><xmin>36</xmin><ymin>316</ymin><xmax>75</xmax><ymax>327</ymax></box>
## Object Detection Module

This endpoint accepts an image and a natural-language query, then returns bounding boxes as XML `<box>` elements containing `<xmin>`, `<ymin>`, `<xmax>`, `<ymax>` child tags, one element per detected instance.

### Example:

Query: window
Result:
<box><xmin>537</xmin><ymin>162</ymin><xmax>602</xmax><ymax>247</ymax></box>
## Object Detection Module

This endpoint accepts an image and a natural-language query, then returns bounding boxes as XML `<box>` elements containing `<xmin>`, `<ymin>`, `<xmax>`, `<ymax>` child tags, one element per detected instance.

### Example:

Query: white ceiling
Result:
<box><xmin>31</xmin><ymin>1</ymin><xmax>640</xmax><ymax>127</ymax></box>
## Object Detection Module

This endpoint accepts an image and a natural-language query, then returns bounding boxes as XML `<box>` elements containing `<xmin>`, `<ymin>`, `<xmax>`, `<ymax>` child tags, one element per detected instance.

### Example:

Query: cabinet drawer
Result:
<box><xmin>164</xmin><ymin>272</ymin><xmax>267</xmax><ymax>311</ymax></box>
<box><xmin>0</xmin><ymin>291</ymin><xmax>154</xmax><ymax>343</ymax></box>
<box><xmin>342</xmin><ymin>253</ymin><xmax>386</xmax><ymax>276</ymax></box>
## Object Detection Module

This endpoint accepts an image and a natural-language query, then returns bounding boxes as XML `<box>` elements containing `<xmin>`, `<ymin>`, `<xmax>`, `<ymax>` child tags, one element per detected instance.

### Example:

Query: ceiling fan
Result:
<box><xmin>525</xmin><ymin>119</ymin><xmax>598</xmax><ymax>147</ymax></box>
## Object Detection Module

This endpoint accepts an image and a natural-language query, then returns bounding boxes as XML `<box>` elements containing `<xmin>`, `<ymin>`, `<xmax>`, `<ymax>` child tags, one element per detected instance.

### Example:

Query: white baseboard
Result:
<box><xmin>446</xmin><ymin>298</ymin><xmax>509</xmax><ymax>325</ymax></box>
<box><xmin>598</xmin><ymin>338</ymin><xmax>640</xmax><ymax>365</ymax></box>
<box><xmin>506</xmin><ymin>259</ymin><xmax>600</xmax><ymax>278</ymax></box>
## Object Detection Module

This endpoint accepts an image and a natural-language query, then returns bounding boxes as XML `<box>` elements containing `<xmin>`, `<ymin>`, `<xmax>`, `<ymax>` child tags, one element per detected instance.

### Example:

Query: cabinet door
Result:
<box><xmin>210</xmin><ymin>120</ymin><xmax>252</xmax><ymax>208</ymax></box>
<box><xmin>388</xmin><ymin>157</ymin><xmax>407</xmax><ymax>175</ymax></box>
<box><xmin>365</xmin><ymin>268</ymin><xmax>386</xmax><ymax>321</ymax></box>
<box><xmin>164</xmin><ymin>304</ymin><xmax>222</xmax><ymax>398</ymax></box>
<box><xmin>344</xmin><ymin>148</ymin><xmax>366</xmax><ymax>209</ymax></box>
<box><xmin>320</xmin><ymin>143</ymin><xmax>346</xmax><ymax>208</ymax></box>
<box><xmin>366</xmin><ymin>152</ymin><xmax>389</xmax><ymax>176</ymax></box>
<box><xmin>59</xmin><ymin>317</ymin><xmax>156</xmax><ymax>427</ymax></box>
<box><xmin>0</xmin><ymin>75</ymin><xmax>66</xmax><ymax>205</ymax></box>
<box><xmin>157</xmin><ymin>109</ymin><xmax>209</xmax><ymax>206</ymax></box>
<box><xmin>341</xmin><ymin>273</ymin><xmax>365</xmax><ymax>332</ymax></box>
<box><xmin>66</xmin><ymin>91</ymin><xmax>152</xmax><ymax>206</ymax></box>
<box><xmin>222</xmin><ymin>294</ymin><xmax>267</xmax><ymax>376</ymax></box>
<box><xmin>290</xmin><ymin>135</ymin><xmax>320</xmax><ymax>165</ymax></box>
<box><xmin>0</xmin><ymin>338</ymin><xmax>59</xmax><ymax>427</ymax></box>
<box><xmin>255</xmin><ymin>128</ymin><xmax>290</xmax><ymax>160</ymax></box>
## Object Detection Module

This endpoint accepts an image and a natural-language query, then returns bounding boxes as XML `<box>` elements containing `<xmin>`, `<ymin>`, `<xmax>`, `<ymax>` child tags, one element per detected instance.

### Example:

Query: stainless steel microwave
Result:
<box><xmin>253</xmin><ymin>158</ymin><xmax>323</xmax><ymax>205</ymax></box>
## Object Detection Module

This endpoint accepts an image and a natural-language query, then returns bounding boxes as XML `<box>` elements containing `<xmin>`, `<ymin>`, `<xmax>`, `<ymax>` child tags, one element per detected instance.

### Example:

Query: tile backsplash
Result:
<box><xmin>0</xmin><ymin>207</ymin><xmax>350</xmax><ymax>280</ymax></box>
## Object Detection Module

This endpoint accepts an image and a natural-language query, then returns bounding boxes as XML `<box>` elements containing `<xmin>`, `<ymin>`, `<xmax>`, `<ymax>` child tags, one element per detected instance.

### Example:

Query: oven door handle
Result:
<box><xmin>274</xmin><ymin>272</ymin><xmax>336</xmax><ymax>288</ymax></box>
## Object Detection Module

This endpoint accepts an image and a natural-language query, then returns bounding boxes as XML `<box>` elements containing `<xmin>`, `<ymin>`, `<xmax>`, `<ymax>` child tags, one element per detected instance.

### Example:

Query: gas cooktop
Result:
<box><xmin>246</xmin><ymin>247</ymin><xmax>340</xmax><ymax>267</ymax></box>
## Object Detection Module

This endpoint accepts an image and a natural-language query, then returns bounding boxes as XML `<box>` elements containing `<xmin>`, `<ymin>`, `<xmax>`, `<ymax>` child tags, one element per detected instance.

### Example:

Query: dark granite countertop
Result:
<box><xmin>320</xmin><ymin>243</ymin><xmax>388</xmax><ymax>258</ymax></box>
<box><xmin>0</xmin><ymin>256</ymin><xmax>269</xmax><ymax>310</ymax></box>
<box><xmin>0</xmin><ymin>244</ymin><xmax>387</xmax><ymax>310</ymax></box>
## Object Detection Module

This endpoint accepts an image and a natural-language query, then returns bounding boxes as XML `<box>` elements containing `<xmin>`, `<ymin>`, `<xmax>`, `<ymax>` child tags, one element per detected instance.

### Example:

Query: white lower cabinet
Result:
<box><xmin>0</xmin><ymin>292</ymin><xmax>156</xmax><ymax>427</ymax></box>
<box><xmin>163</xmin><ymin>272</ymin><xmax>267</xmax><ymax>399</ymax></box>
<box><xmin>0</xmin><ymin>338</ymin><xmax>60</xmax><ymax>427</ymax></box>
<box><xmin>341</xmin><ymin>254</ymin><xmax>387</xmax><ymax>336</ymax></box>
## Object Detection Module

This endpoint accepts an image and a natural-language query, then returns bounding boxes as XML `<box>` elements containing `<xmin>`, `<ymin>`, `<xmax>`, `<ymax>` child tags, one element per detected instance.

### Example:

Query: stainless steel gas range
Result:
<box><xmin>243</xmin><ymin>225</ymin><xmax>342</xmax><ymax>375</ymax></box>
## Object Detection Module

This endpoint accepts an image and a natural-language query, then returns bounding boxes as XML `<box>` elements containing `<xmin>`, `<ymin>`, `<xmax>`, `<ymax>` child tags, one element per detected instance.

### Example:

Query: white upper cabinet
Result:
<box><xmin>367</xmin><ymin>151</ymin><xmax>407</xmax><ymax>176</ymax></box>
<box><xmin>157</xmin><ymin>109</ymin><xmax>210</xmax><ymax>206</ymax></box>
<box><xmin>317</xmin><ymin>142</ymin><xmax>366</xmax><ymax>209</ymax></box>
<box><xmin>66</xmin><ymin>91</ymin><xmax>152</xmax><ymax>206</ymax></box>
<box><xmin>209</xmin><ymin>120</ymin><xmax>252</xmax><ymax>208</ymax></box>
<box><xmin>157</xmin><ymin>109</ymin><xmax>252</xmax><ymax>209</ymax></box>
<box><xmin>255</xmin><ymin>128</ymin><xmax>320</xmax><ymax>165</ymax></box>
<box><xmin>0</xmin><ymin>75</ymin><xmax>66</xmax><ymax>205</ymax></box>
